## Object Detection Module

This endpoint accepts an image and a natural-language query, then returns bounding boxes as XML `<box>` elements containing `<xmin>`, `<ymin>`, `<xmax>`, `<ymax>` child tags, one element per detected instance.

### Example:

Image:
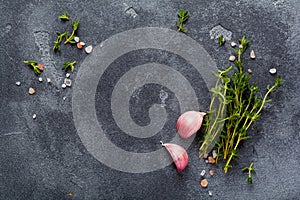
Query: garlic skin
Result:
<box><xmin>161</xmin><ymin>142</ymin><xmax>188</xmax><ymax>172</ymax></box>
<box><xmin>176</xmin><ymin>111</ymin><xmax>206</xmax><ymax>138</ymax></box>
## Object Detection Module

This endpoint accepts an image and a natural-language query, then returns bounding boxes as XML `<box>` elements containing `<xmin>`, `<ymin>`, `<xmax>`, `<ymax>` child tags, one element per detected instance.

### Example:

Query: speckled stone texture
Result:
<box><xmin>0</xmin><ymin>0</ymin><xmax>299</xmax><ymax>199</ymax></box>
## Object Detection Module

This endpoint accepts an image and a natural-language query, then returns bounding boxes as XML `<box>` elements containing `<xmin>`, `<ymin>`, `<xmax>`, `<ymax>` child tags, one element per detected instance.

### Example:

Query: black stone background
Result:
<box><xmin>0</xmin><ymin>0</ymin><xmax>299</xmax><ymax>199</ymax></box>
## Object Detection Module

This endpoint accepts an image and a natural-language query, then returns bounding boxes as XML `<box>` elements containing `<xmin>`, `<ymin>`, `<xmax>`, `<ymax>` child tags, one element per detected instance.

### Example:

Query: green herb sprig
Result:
<box><xmin>242</xmin><ymin>162</ymin><xmax>256</xmax><ymax>183</ymax></box>
<box><xmin>200</xmin><ymin>36</ymin><xmax>283</xmax><ymax>173</ymax></box>
<box><xmin>62</xmin><ymin>61</ymin><xmax>76</xmax><ymax>72</ymax></box>
<box><xmin>64</xmin><ymin>20</ymin><xmax>80</xmax><ymax>45</ymax></box>
<box><xmin>24</xmin><ymin>60</ymin><xmax>42</xmax><ymax>75</ymax></box>
<box><xmin>53</xmin><ymin>31</ymin><xmax>67</xmax><ymax>51</ymax></box>
<box><xmin>218</xmin><ymin>35</ymin><xmax>226</xmax><ymax>46</ymax></box>
<box><xmin>176</xmin><ymin>9</ymin><xmax>189</xmax><ymax>33</ymax></box>
<box><xmin>59</xmin><ymin>13</ymin><xmax>70</xmax><ymax>21</ymax></box>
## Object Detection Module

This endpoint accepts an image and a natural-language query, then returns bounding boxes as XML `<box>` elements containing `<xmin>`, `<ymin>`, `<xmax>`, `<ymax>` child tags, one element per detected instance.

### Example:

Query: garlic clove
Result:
<box><xmin>161</xmin><ymin>142</ymin><xmax>188</xmax><ymax>172</ymax></box>
<box><xmin>176</xmin><ymin>111</ymin><xmax>206</xmax><ymax>138</ymax></box>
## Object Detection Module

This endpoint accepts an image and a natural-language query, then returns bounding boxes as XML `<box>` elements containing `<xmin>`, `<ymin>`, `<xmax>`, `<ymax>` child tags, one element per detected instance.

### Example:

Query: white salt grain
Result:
<box><xmin>74</xmin><ymin>36</ymin><xmax>80</xmax><ymax>43</ymax></box>
<box><xmin>38</xmin><ymin>77</ymin><xmax>43</xmax><ymax>82</ymax></box>
<box><xmin>85</xmin><ymin>45</ymin><xmax>93</xmax><ymax>54</ymax></box>
<box><xmin>16</xmin><ymin>81</ymin><xmax>21</xmax><ymax>86</ymax></box>
<box><xmin>61</xmin><ymin>83</ymin><xmax>67</xmax><ymax>89</ymax></box>
<box><xmin>269</xmin><ymin>68</ymin><xmax>277</xmax><ymax>74</ymax></box>
<box><xmin>32</xmin><ymin>114</ymin><xmax>37</xmax><ymax>119</ymax></box>
<box><xmin>229</xmin><ymin>55</ymin><xmax>236</xmax><ymax>62</ymax></box>
<box><xmin>200</xmin><ymin>170</ymin><xmax>206</xmax><ymax>177</ymax></box>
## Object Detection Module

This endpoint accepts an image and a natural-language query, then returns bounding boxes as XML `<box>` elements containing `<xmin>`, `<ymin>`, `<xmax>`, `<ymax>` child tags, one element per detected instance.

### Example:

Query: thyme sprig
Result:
<box><xmin>176</xmin><ymin>9</ymin><xmax>189</xmax><ymax>33</ymax></box>
<box><xmin>200</xmin><ymin>36</ymin><xmax>283</xmax><ymax>173</ymax></box>
<box><xmin>242</xmin><ymin>162</ymin><xmax>256</xmax><ymax>183</ymax></box>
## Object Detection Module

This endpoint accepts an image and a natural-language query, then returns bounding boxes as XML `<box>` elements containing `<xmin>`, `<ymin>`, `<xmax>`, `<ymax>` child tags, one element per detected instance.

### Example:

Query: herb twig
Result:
<box><xmin>53</xmin><ymin>31</ymin><xmax>67</xmax><ymax>51</ymax></box>
<box><xmin>24</xmin><ymin>60</ymin><xmax>43</xmax><ymax>75</ymax></box>
<box><xmin>218</xmin><ymin>35</ymin><xmax>226</xmax><ymax>46</ymax></box>
<box><xmin>64</xmin><ymin>20</ymin><xmax>80</xmax><ymax>45</ymax></box>
<box><xmin>59</xmin><ymin>13</ymin><xmax>70</xmax><ymax>21</ymax></box>
<box><xmin>62</xmin><ymin>61</ymin><xmax>76</xmax><ymax>72</ymax></box>
<box><xmin>176</xmin><ymin>9</ymin><xmax>189</xmax><ymax>33</ymax></box>
<box><xmin>242</xmin><ymin>162</ymin><xmax>256</xmax><ymax>183</ymax></box>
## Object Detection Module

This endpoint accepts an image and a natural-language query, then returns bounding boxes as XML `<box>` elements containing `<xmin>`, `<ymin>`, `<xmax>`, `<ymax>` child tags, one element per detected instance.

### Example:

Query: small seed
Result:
<box><xmin>239</xmin><ymin>44</ymin><xmax>243</xmax><ymax>49</ymax></box>
<box><xmin>46</xmin><ymin>78</ymin><xmax>51</xmax><ymax>83</ymax></box>
<box><xmin>37</xmin><ymin>63</ymin><xmax>44</xmax><ymax>71</ymax></box>
<box><xmin>32</xmin><ymin>114</ymin><xmax>37</xmax><ymax>119</ymax></box>
<box><xmin>29</xmin><ymin>88</ymin><xmax>35</xmax><ymax>95</ymax></box>
<box><xmin>250</xmin><ymin>50</ymin><xmax>255</xmax><ymax>59</ymax></box>
<box><xmin>85</xmin><ymin>45</ymin><xmax>93</xmax><ymax>54</ymax></box>
<box><xmin>248</xmin><ymin>68</ymin><xmax>253</xmax><ymax>74</ymax></box>
<box><xmin>61</xmin><ymin>83</ymin><xmax>67</xmax><ymax>89</ymax></box>
<box><xmin>208</xmin><ymin>156</ymin><xmax>215</xmax><ymax>164</ymax></box>
<box><xmin>77</xmin><ymin>43</ymin><xmax>83</xmax><ymax>49</ymax></box>
<box><xmin>208</xmin><ymin>191</ymin><xmax>213</xmax><ymax>196</ymax></box>
<box><xmin>66</xmin><ymin>73</ymin><xmax>70</xmax><ymax>78</ymax></box>
<box><xmin>209</xmin><ymin>169</ymin><xmax>214</xmax><ymax>176</ymax></box>
<box><xmin>74</xmin><ymin>36</ymin><xmax>80</xmax><ymax>43</ymax></box>
<box><xmin>200</xmin><ymin>179</ymin><xmax>208</xmax><ymax>188</ymax></box>
<box><xmin>231</xmin><ymin>42</ymin><xmax>236</xmax><ymax>47</ymax></box>
<box><xmin>229</xmin><ymin>55</ymin><xmax>236</xmax><ymax>62</ymax></box>
<box><xmin>16</xmin><ymin>81</ymin><xmax>21</xmax><ymax>86</ymax></box>
<box><xmin>200</xmin><ymin>170</ymin><xmax>206</xmax><ymax>177</ymax></box>
<box><xmin>269</xmin><ymin>68</ymin><xmax>277</xmax><ymax>74</ymax></box>
<box><xmin>38</xmin><ymin>77</ymin><xmax>43</xmax><ymax>82</ymax></box>
<box><xmin>212</xmin><ymin>150</ymin><xmax>217</xmax><ymax>159</ymax></box>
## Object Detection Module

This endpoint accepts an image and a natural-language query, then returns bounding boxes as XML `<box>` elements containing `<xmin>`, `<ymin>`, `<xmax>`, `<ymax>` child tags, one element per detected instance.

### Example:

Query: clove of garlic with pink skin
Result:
<box><xmin>176</xmin><ymin>111</ymin><xmax>206</xmax><ymax>138</ymax></box>
<box><xmin>161</xmin><ymin>142</ymin><xmax>188</xmax><ymax>172</ymax></box>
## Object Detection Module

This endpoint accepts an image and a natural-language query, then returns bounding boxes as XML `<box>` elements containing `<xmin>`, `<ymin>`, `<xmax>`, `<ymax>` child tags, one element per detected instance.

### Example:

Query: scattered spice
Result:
<box><xmin>208</xmin><ymin>156</ymin><xmax>215</xmax><ymax>164</ymax></box>
<box><xmin>85</xmin><ymin>45</ymin><xmax>93</xmax><ymax>54</ymax></box>
<box><xmin>37</xmin><ymin>63</ymin><xmax>44</xmax><ymax>71</ymax></box>
<box><xmin>247</xmin><ymin>68</ymin><xmax>253</xmax><ymax>74</ymax></box>
<box><xmin>209</xmin><ymin>169</ymin><xmax>214</xmax><ymax>176</ymax></box>
<box><xmin>231</xmin><ymin>42</ymin><xmax>237</xmax><ymax>47</ymax></box>
<box><xmin>250</xmin><ymin>50</ymin><xmax>255</xmax><ymax>59</ymax></box>
<box><xmin>269</xmin><ymin>68</ymin><xmax>277</xmax><ymax>74</ymax></box>
<box><xmin>229</xmin><ymin>55</ymin><xmax>236</xmax><ymax>62</ymax></box>
<box><xmin>176</xmin><ymin>111</ymin><xmax>206</xmax><ymax>138</ymax></box>
<box><xmin>200</xmin><ymin>170</ymin><xmax>206</xmax><ymax>177</ymax></box>
<box><xmin>67</xmin><ymin>192</ymin><xmax>73</xmax><ymax>197</ymax></box>
<box><xmin>200</xmin><ymin>179</ymin><xmax>208</xmax><ymax>188</ymax></box>
<box><xmin>29</xmin><ymin>88</ymin><xmax>35</xmax><ymax>95</ymax></box>
<box><xmin>77</xmin><ymin>43</ymin><xmax>83</xmax><ymax>49</ymax></box>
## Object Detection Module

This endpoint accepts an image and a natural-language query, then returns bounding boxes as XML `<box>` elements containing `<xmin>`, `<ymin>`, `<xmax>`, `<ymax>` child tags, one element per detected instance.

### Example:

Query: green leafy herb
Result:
<box><xmin>242</xmin><ymin>162</ymin><xmax>256</xmax><ymax>183</ymax></box>
<box><xmin>59</xmin><ymin>13</ymin><xmax>70</xmax><ymax>21</ymax></box>
<box><xmin>200</xmin><ymin>36</ymin><xmax>283</xmax><ymax>173</ymax></box>
<box><xmin>176</xmin><ymin>9</ymin><xmax>189</xmax><ymax>33</ymax></box>
<box><xmin>64</xmin><ymin>20</ymin><xmax>80</xmax><ymax>45</ymax></box>
<box><xmin>62</xmin><ymin>61</ymin><xmax>76</xmax><ymax>72</ymax></box>
<box><xmin>53</xmin><ymin>31</ymin><xmax>68</xmax><ymax>51</ymax></box>
<box><xmin>24</xmin><ymin>60</ymin><xmax>42</xmax><ymax>75</ymax></box>
<box><xmin>218</xmin><ymin>35</ymin><xmax>226</xmax><ymax>46</ymax></box>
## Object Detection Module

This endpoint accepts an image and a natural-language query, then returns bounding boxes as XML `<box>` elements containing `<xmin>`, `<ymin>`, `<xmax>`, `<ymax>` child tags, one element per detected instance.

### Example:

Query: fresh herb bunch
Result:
<box><xmin>176</xmin><ymin>9</ymin><xmax>189</xmax><ymax>33</ymax></box>
<box><xmin>59</xmin><ymin>13</ymin><xmax>70</xmax><ymax>21</ymax></box>
<box><xmin>62</xmin><ymin>61</ymin><xmax>76</xmax><ymax>72</ymax></box>
<box><xmin>218</xmin><ymin>35</ymin><xmax>226</xmax><ymax>46</ymax></box>
<box><xmin>200</xmin><ymin>36</ymin><xmax>283</xmax><ymax>173</ymax></box>
<box><xmin>242</xmin><ymin>162</ymin><xmax>256</xmax><ymax>183</ymax></box>
<box><xmin>24</xmin><ymin>60</ymin><xmax>43</xmax><ymax>75</ymax></box>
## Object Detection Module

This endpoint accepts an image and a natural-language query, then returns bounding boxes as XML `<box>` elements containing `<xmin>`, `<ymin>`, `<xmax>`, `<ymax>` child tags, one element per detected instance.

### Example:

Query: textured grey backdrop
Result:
<box><xmin>0</xmin><ymin>0</ymin><xmax>299</xmax><ymax>199</ymax></box>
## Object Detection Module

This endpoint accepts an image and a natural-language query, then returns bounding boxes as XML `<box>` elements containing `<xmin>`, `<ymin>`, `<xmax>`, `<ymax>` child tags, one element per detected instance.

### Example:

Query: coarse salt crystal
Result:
<box><xmin>200</xmin><ymin>170</ymin><xmax>206</xmax><ymax>177</ymax></box>
<box><xmin>229</xmin><ymin>55</ymin><xmax>236</xmax><ymax>62</ymax></box>
<box><xmin>85</xmin><ymin>45</ymin><xmax>93</xmax><ymax>54</ymax></box>
<box><xmin>66</xmin><ymin>73</ymin><xmax>70</xmax><ymax>78</ymax></box>
<box><xmin>47</xmin><ymin>78</ymin><xmax>51</xmax><ymax>83</ymax></box>
<box><xmin>61</xmin><ymin>83</ymin><xmax>67</xmax><ymax>89</ymax></box>
<box><xmin>16</xmin><ymin>81</ymin><xmax>21</xmax><ymax>86</ymax></box>
<box><xmin>74</xmin><ymin>36</ymin><xmax>80</xmax><ymax>43</ymax></box>
<box><xmin>231</xmin><ymin>42</ymin><xmax>236</xmax><ymax>47</ymax></box>
<box><xmin>269</xmin><ymin>68</ymin><xmax>277</xmax><ymax>74</ymax></box>
<box><xmin>38</xmin><ymin>77</ymin><xmax>43</xmax><ymax>82</ymax></box>
<box><xmin>32</xmin><ymin>114</ymin><xmax>37</xmax><ymax>119</ymax></box>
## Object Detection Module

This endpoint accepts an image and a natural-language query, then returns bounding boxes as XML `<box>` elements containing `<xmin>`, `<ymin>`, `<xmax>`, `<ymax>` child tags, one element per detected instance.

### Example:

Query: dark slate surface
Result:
<box><xmin>0</xmin><ymin>0</ymin><xmax>299</xmax><ymax>199</ymax></box>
